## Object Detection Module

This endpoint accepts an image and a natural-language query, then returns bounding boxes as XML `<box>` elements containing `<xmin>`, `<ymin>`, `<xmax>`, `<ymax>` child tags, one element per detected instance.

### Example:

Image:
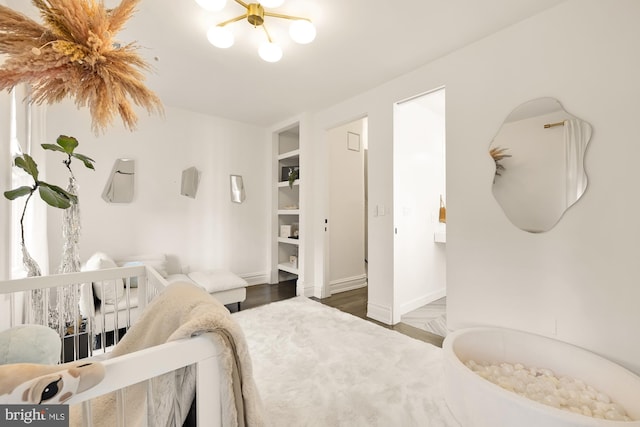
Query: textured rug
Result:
<box><xmin>232</xmin><ymin>297</ymin><xmax>459</xmax><ymax>427</ymax></box>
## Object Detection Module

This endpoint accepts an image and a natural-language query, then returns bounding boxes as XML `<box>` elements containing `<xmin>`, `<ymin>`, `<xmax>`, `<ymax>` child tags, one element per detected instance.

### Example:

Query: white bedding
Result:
<box><xmin>92</xmin><ymin>288</ymin><xmax>140</xmax><ymax>335</ymax></box>
<box><xmin>233</xmin><ymin>297</ymin><xmax>460</xmax><ymax>427</ymax></box>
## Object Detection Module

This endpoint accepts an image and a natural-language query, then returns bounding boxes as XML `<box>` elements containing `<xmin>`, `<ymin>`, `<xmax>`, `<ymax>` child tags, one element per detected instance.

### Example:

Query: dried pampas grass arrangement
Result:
<box><xmin>0</xmin><ymin>0</ymin><xmax>163</xmax><ymax>134</ymax></box>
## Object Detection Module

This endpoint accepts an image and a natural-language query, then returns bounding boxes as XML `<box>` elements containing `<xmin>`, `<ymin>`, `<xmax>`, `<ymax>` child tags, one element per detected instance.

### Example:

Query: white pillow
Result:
<box><xmin>83</xmin><ymin>252</ymin><xmax>124</xmax><ymax>304</ymax></box>
<box><xmin>0</xmin><ymin>325</ymin><xmax>61</xmax><ymax>365</ymax></box>
<box><xmin>187</xmin><ymin>270</ymin><xmax>248</xmax><ymax>293</ymax></box>
<box><xmin>120</xmin><ymin>261</ymin><xmax>143</xmax><ymax>288</ymax></box>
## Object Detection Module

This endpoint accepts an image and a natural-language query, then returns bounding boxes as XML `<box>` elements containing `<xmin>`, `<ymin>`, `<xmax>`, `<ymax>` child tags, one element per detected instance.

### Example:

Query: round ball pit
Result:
<box><xmin>443</xmin><ymin>327</ymin><xmax>640</xmax><ymax>427</ymax></box>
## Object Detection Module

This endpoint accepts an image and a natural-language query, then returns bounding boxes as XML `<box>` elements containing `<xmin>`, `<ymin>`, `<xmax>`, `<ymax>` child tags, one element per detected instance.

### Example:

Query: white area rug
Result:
<box><xmin>233</xmin><ymin>297</ymin><xmax>460</xmax><ymax>427</ymax></box>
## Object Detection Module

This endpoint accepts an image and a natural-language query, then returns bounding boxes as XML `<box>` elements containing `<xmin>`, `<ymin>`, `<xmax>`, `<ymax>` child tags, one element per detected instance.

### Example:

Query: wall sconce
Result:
<box><xmin>181</xmin><ymin>167</ymin><xmax>201</xmax><ymax>198</ymax></box>
<box><xmin>230</xmin><ymin>174</ymin><xmax>245</xmax><ymax>203</ymax></box>
<box><xmin>102</xmin><ymin>159</ymin><xmax>135</xmax><ymax>203</ymax></box>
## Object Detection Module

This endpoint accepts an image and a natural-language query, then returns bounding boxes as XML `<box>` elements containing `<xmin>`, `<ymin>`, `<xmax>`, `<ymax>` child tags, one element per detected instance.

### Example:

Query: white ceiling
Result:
<box><xmin>5</xmin><ymin>0</ymin><xmax>567</xmax><ymax>126</ymax></box>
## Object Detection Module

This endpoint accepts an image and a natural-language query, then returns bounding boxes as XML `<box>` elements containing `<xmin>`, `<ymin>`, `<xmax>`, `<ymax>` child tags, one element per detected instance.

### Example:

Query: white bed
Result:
<box><xmin>0</xmin><ymin>269</ymin><xmax>458</xmax><ymax>426</ymax></box>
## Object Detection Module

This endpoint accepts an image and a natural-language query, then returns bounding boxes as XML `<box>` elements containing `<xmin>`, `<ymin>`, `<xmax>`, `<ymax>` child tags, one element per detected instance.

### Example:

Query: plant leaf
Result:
<box><xmin>41</xmin><ymin>143</ymin><xmax>66</xmax><ymax>153</ymax></box>
<box><xmin>4</xmin><ymin>186</ymin><xmax>33</xmax><ymax>200</ymax></box>
<box><xmin>71</xmin><ymin>153</ymin><xmax>96</xmax><ymax>170</ymax></box>
<box><xmin>14</xmin><ymin>154</ymin><xmax>39</xmax><ymax>180</ymax></box>
<box><xmin>56</xmin><ymin>135</ymin><xmax>79</xmax><ymax>154</ymax></box>
<box><xmin>38</xmin><ymin>183</ymin><xmax>77</xmax><ymax>208</ymax></box>
<box><xmin>42</xmin><ymin>182</ymin><xmax>78</xmax><ymax>203</ymax></box>
<box><xmin>39</xmin><ymin>186</ymin><xmax>71</xmax><ymax>209</ymax></box>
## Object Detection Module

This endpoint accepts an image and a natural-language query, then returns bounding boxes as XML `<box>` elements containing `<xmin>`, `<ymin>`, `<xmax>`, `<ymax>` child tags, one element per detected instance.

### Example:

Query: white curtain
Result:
<box><xmin>564</xmin><ymin>118</ymin><xmax>592</xmax><ymax>207</ymax></box>
<box><xmin>0</xmin><ymin>91</ymin><xmax>11</xmax><ymax>281</ymax></box>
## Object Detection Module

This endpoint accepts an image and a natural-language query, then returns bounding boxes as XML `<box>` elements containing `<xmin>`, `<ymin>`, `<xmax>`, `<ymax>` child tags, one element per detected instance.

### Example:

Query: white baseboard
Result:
<box><xmin>399</xmin><ymin>288</ymin><xmax>446</xmax><ymax>316</ymax></box>
<box><xmin>312</xmin><ymin>282</ymin><xmax>324</xmax><ymax>299</ymax></box>
<box><xmin>298</xmin><ymin>280</ymin><xmax>315</xmax><ymax>297</ymax></box>
<box><xmin>329</xmin><ymin>274</ymin><xmax>367</xmax><ymax>294</ymax></box>
<box><xmin>367</xmin><ymin>301</ymin><xmax>392</xmax><ymax>325</ymax></box>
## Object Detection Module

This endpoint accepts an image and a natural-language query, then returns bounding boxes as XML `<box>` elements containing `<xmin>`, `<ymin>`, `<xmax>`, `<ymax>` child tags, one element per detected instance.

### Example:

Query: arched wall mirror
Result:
<box><xmin>490</xmin><ymin>97</ymin><xmax>592</xmax><ymax>233</ymax></box>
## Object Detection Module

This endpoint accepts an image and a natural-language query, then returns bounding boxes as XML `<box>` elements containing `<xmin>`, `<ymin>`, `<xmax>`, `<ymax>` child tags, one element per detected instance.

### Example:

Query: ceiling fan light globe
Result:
<box><xmin>207</xmin><ymin>26</ymin><xmax>234</xmax><ymax>48</ymax></box>
<box><xmin>259</xmin><ymin>0</ymin><xmax>284</xmax><ymax>7</ymax></box>
<box><xmin>258</xmin><ymin>42</ymin><xmax>283</xmax><ymax>62</ymax></box>
<box><xmin>289</xmin><ymin>20</ymin><xmax>316</xmax><ymax>44</ymax></box>
<box><xmin>195</xmin><ymin>0</ymin><xmax>227</xmax><ymax>12</ymax></box>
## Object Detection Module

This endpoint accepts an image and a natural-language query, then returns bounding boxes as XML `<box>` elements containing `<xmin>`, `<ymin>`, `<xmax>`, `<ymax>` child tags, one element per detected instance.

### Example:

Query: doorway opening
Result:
<box><xmin>325</xmin><ymin>117</ymin><xmax>368</xmax><ymax>296</ymax></box>
<box><xmin>393</xmin><ymin>87</ymin><xmax>446</xmax><ymax>328</ymax></box>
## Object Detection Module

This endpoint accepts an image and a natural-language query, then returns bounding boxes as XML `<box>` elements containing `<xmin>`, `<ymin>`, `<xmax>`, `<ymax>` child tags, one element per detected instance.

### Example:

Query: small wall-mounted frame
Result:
<box><xmin>347</xmin><ymin>131</ymin><xmax>361</xmax><ymax>152</ymax></box>
<box><xmin>181</xmin><ymin>166</ymin><xmax>201</xmax><ymax>199</ymax></box>
<box><xmin>102</xmin><ymin>158</ymin><xmax>135</xmax><ymax>203</ymax></box>
<box><xmin>230</xmin><ymin>174</ymin><xmax>246</xmax><ymax>203</ymax></box>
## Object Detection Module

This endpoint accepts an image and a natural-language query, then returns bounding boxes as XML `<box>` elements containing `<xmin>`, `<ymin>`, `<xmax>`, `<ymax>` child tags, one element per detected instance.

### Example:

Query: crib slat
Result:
<box><xmin>146</xmin><ymin>378</ymin><xmax>154</xmax><ymax>425</ymax></box>
<box><xmin>9</xmin><ymin>292</ymin><xmax>15</xmax><ymax>328</ymax></box>
<box><xmin>115</xmin><ymin>389</ymin><xmax>125</xmax><ymax>427</ymax></box>
<box><xmin>82</xmin><ymin>401</ymin><xmax>93</xmax><ymax>427</ymax></box>
<box><xmin>99</xmin><ymin>280</ymin><xmax>107</xmax><ymax>353</ymax></box>
<box><xmin>196</xmin><ymin>354</ymin><xmax>222</xmax><ymax>427</ymax></box>
<box><xmin>113</xmin><ymin>282</ymin><xmax>120</xmax><ymax>346</ymax></box>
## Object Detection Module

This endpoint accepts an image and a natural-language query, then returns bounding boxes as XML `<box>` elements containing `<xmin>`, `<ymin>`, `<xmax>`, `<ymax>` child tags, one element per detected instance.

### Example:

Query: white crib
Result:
<box><xmin>0</xmin><ymin>266</ymin><xmax>224</xmax><ymax>426</ymax></box>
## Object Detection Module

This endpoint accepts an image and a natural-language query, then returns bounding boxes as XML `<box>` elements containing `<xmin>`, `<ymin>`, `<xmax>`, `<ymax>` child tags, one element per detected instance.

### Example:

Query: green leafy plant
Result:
<box><xmin>43</xmin><ymin>135</ymin><xmax>95</xmax><ymax>276</ymax></box>
<box><xmin>4</xmin><ymin>152</ymin><xmax>77</xmax><ymax>271</ymax></box>
<box><xmin>42</xmin><ymin>135</ymin><xmax>95</xmax><ymax>176</ymax></box>
<box><xmin>288</xmin><ymin>167</ymin><xmax>299</xmax><ymax>189</ymax></box>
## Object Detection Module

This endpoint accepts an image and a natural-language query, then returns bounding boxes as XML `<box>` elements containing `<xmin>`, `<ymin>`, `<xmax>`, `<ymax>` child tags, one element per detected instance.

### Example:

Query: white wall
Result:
<box><xmin>43</xmin><ymin>100</ymin><xmax>269</xmax><ymax>282</ymax></box>
<box><xmin>307</xmin><ymin>0</ymin><xmax>640</xmax><ymax>374</ymax></box>
<box><xmin>393</xmin><ymin>89</ymin><xmax>446</xmax><ymax>322</ymax></box>
<box><xmin>328</xmin><ymin>119</ymin><xmax>366</xmax><ymax>292</ymax></box>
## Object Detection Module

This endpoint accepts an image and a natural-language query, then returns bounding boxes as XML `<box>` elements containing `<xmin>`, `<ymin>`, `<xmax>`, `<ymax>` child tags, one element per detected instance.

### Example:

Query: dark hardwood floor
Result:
<box><xmin>240</xmin><ymin>280</ymin><xmax>297</xmax><ymax>310</ymax></box>
<box><xmin>234</xmin><ymin>281</ymin><xmax>444</xmax><ymax>348</ymax></box>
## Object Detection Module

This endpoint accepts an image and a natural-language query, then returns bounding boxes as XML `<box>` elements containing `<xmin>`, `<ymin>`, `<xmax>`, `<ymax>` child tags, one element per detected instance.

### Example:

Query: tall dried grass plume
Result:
<box><xmin>0</xmin><ymin>0</ymin><xmax>164</xmax><ymax>134</ymax></box>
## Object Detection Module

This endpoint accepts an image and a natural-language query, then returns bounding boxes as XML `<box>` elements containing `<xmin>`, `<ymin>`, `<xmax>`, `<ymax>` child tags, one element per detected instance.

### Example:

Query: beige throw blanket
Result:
<box><xmin>72</xmin><ymin>282</ymin><xmax>264</xmax><ymax>427</ymax></box>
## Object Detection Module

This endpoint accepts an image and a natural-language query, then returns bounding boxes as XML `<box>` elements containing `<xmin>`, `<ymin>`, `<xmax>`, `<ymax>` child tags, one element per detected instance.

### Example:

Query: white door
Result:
<box><xmin>325</xmin><ymin>118</ymin><xmax>368</xmax><ymax>296</ymax></box>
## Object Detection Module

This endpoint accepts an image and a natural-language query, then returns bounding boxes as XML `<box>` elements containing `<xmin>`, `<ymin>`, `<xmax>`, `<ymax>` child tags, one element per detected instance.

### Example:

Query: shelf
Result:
<box><xmin>278</xmin><ymin>262</ymin><xmax>299</xmax><ymax>275</ymax></box>
<box><xmin>278</xmin><ymin>180</ymin><xmax>300</xmax><ymax>188</ymax></box>
<box><xmin>278</xmin><ymin>149</ymin><xmax>300</xmax><ymax>161</ymax></box>
<box><xmin>278</xmin><ymin>237</ymin><xmax>300</xmax><ymax>245</ymax></box>
<box><xmin>275</xmin><ymin>123</ymin><xmax>301</xmax><ymax>290</ymax></box>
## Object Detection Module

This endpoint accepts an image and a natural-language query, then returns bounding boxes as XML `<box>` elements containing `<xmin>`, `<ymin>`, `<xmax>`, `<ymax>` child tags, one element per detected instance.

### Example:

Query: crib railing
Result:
<box><xmin>0</xmin><ymin>268</ymin><xmax>224</xmax><ymax>426</ymax></box>
<box><xmin>1</xmin><ymin>265</ymin><xmax>167</xmax><ymax>362</ymax></box>
<box><xmin>66</xmin><ymin>333</ymin><xmax>223</xmax><ymax>427</ymax></box>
